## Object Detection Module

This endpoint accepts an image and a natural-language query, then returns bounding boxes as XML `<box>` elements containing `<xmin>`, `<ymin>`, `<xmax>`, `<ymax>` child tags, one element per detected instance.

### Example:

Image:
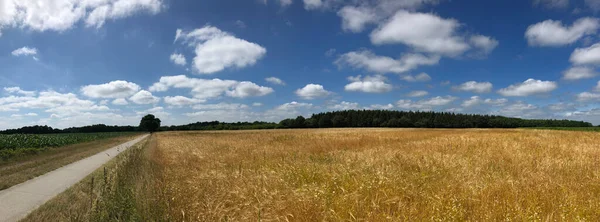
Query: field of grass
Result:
<box><xmin>28</xmin><ymin>128</ymin><xmax>600</xmax><ymax>220</ymax></box>
<box><xmin>0</xmin><ymin>134</ymin><xmax>141</xmax><ymax>190</ymax></box>
<box><xmin>0</xmin><ymin>132</ymin><xmax>138</xmax><ymax>160</ymax></box>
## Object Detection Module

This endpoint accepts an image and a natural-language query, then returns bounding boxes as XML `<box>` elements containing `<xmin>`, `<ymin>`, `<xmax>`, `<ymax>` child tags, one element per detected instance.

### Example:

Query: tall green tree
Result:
<box><xmin>139</xmin><ymin>114</ymin><xmax>161</xmax><ymax>132</ymax></box>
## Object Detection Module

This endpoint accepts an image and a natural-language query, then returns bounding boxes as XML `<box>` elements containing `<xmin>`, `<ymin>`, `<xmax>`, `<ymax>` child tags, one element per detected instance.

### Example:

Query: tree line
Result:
<box><xmin>278</xmin><ymin>110</ymin><xmax>592</xmax><ymax>128</ymax></box>
<box><xmin>0</xmin><ymin>110</ymin><xmax>593</xmax><ymax>134</ymax></box>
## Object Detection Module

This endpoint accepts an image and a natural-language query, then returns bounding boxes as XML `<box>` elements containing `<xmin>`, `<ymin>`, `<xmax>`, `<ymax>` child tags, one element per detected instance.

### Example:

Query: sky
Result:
<box><xmin>2</xmin><ymin>0</ymin><xmax>600</xmax><ymax>129</ymax></box>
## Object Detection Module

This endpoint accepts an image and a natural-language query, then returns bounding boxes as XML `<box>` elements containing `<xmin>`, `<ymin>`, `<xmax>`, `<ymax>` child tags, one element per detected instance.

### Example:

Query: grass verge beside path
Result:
<box><xmin>22</xmin><ymin>135</ymin><xmax>169</xmax><ymax>221</ymax></box>
<box><xmin>0</xmin><ymin>134</ymin><xmax>141</xmax><ymax>190</ymax></box>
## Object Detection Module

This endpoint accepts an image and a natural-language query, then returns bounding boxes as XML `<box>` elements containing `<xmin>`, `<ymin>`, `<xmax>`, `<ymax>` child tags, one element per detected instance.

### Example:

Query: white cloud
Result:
<box><xmin>525</xmin><ymin>18</ymin><xmax>599</xmax><ymax>47</ymax></box>
<box><xmin>81</xmin><ymin>80</ymin><xmax>141</xmax><ymax>98</ymax></box>
<box><xmin>0</xmin><ymin>0</ymin><xmax>163</xmax><ymax>34</ymax></box>
<box><xmin>175</xmin><ymin>26</ymin><xmax>266</xmax><ymax>74</ymax></box>
<box><xmin>454</xmin><ymin>81</ymin><xmax>493</xmax><ymax>93</ymax></box>
<box><xmin>265</xmin><ymin>77</ymin><xmax>285</xmax><ymax>85</ymax></box>
<box><xmin>495</xmin><ymin>102</ymin><xmax>540</xmax><ymax>118</ymax></box>
<box><xmin>4</xmin><ymin>87</ymin><xmax>35</xmax><ymax>96</ymax></box>
<box><xmin>328</xmin><ymin>101</ymin><xmax>360</xmax><ymax>110</ymax></box>
<box><xmin>253</xmin><ymin>102</ymin><xmax>263</xmax><ymax>107</ymax></box>
<box><xmin>193</xmin><ymin>103</ymin><xmax>249</xmax><ymax>110</ymax></box>
<box><xmin>11</xmin><ymin>47</ymin><xmax>37</xmax><ymax>56</ymax></box>
<box><xmin>461</xmin><ymin>96</ymin><xmax>482</xmax><ymax>107</ymax></box>
<box><xmin>136</xmin><ymin>106</ymin><xmax>169</xmax><ymax>117</ymax></box>
<box><xmin>295</xmin><ymin>84</ymin><xmax>332</xmax><ymax>99</ymax></box>
<box><xmin>370</xmin><ymin>10</ymin><xmax>496</xmax><ymax>57</ymax></box>
<box><xmin>498</xmin><ymin>79</ymin><xmax>558</xmax><ymax>96</ymax></box>
<box><xmin>338</xmin><ymin>6</ymin><xmax>378</xmax><ymax>33</ymax></box>
<box><xmin>336</xmin><ymin>50</ymin><xmax>439</xmax><ymax>74</ymax></box>
<box><xmin>0</xmin><ymin>91</ymin><xmax>109</xmax><ymax>114</ymax></box>
<box><xmin>407</xmin><ymin>90</ymin><xmax>428</xmax><ymax>97</ymax></box>
<box><xmin>129</xmin><ymin>90</ymin><xmax>160</xmax><ymax>104</ymax></box>
<box><xmin>148</xmin><ymin>75</ymin><xmax>273</xmax><ymax>100</ymax></box>
<box><xmin>484</xmin><ymin>98</ymin><xmax>508</xmax><ymax>106</ymax></box>
<box><xmin>469</xmin><ymin>35</ymin><xmax>499</xmax><ymax>56</ymax></box>
<box><xmin>396</xmin><ymin>96</ymin><xmax>457</xmax><ymax>110</ymax></box>
<box><xmin>366</xmin><ymin>103</ymin><xmax>394</xmax><ymax>110</ymax></box>
<box><xmin>562</xmin><ymin>66</ymin><xmax>598</xmax><ymax>80</ymax></box>
<box><xmin>570</xmin><ymin>43</ymin><xmax>600</xmax><ymax>65</ymax></box>
<box><xmin>344</xmin><ymin>75</ymin><xmax>393</xmax><ymax>93</ymax></box>
<box><xmin>401</xmin><ymin>73</ymin><xmax>431</xmax><ymax>82</ymax></box>
<box><xmin>533</xmin><ymin>0</ymin><xmax>569</xmax><ymax>9</ymax></box>
<box><xmin>11</xmin><ymin>113</ymin><xmax>38</xmax><ymax>118</ymax></box>
<box><xmin>170</xmin><ymin>53</ymin><xmax>187</xmax><ymax>66</ymax></box>
<box><xmin>163</xmin><ymin>96</ymin><xmax>203</xmax><ymax>106</ymax></box>
<box><xmin>225</xmin><ymin>81</ymin><xmax>274</xmax><ymax>98</ymax></box>
<box><xmin>112</xmin><ymin>98</ymin><xmax>128</xmax><ymax>105</ymax></box>
<box><xmin>576</xmin><ymin>92</ymin><xmax>600</xmax><ymax>101</ymax></box>
<box><xmin>595</xmin><ymin>81</ymin><xmax>600</xmax><ymax>91</ymax></box>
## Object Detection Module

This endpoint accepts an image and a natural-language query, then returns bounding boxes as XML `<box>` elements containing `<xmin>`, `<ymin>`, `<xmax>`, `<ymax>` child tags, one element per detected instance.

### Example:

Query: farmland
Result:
<box><xmin>0</xmin><ymin>132</ymin><xmax>137</xmax><ymax>160</ymax></box>
<box><xmin>0</xmin><ymin>133</ymin><xmax>140</xmax><ymax>190</ymax></box>
<box><xmin>26</xmin><ymin>128</ymin><xmax>600</xmax><ymax>221</ymax></box>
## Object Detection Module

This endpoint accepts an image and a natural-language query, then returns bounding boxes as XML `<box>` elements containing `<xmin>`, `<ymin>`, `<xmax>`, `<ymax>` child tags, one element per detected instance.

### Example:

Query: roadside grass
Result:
<box><xmin>0</xmin><ymin>134</ymin><xmax>140</xmax><ymax>190</ymax></box>
<box><xmin>156</xmin><ymin>129</ymin><xmax>600</xmax><ymax>221</ymax></box>
<box><xmin>22</xmin><ymin>135</ymin><xmax>169</xmax><ymax>221</ymax></box>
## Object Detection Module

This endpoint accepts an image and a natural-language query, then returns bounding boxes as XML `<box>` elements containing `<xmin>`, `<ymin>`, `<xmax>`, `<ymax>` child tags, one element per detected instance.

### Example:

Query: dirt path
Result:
<box><xmin>0</xmin><ymin>134</ymin><xmax>148</xmax><ymax>222</ymax></box>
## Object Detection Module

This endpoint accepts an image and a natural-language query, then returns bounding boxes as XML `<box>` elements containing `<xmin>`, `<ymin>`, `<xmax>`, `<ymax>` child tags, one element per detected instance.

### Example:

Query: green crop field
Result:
<box><xmin>0</xmin><ymin>132</ymin><xmax>137</xmax><ymax>160</ymax></box>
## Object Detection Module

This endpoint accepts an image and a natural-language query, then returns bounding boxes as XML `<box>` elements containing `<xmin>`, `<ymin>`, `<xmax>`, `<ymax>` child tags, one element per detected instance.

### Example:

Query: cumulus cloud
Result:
<box><xmin>370</xmin><ymin>10</ymin><xmax>497</xmax><ymax>57</ymax></box>
<box><xmin>11</xmin><ymin>47</ymin><xmax>37</xmax><ymax>56</ymax></box>
<box><xmin>112</xmin><ymin>98</ymin><xmax>128</xmax><ymax>105</ymax></box>
<box><xmin>407</xmin><ymin>90</ymin><xmax>428</xmax><ymax>97</ymax></box>
<box><xmin>344</xmin><ymin>75</ymin><xmax>393</xmax><ymax>93</ymax></box>
<box><xmin>454</xmin><ymin>81</ymin><xmax>493</xmax><ymax>93</ymax></box>
<box><xmin>0</xmin><ymin>0</ymin><xmax>163</xmax><ymax>35</ymax></box>
<box><xmin>595</xmin><ymin>81</ymin><xmax>600</xmax><ymax>91</ymax></box>
<box><xmin>336</xmin><ymin>50</ymin><xmax>439</xmax><ymax>74</ymax></box>
<box><xmin>295</xmin><ymin>84</ymin><xmax>332</xmax><ymax>99</ymax></box>
<box><xmin>562</xmin><ymin>66</ymin><xmax>598</xmax><ymax>80</ymax></box>
<box><xmin>328</xmin><ymin>101</ymin><xmax>360</xmax><ymax>110</ymax></box>
<box><xmin>396</xmin><ymin>96</ymin><xmax>457</xmax><ymax>110</ymax></box>
<box><xmin>129</xmin><ymin>90</ymin><xmax>160</xmax><ymax>104</ymax></box>
<box><xmin>225</xmin><ymin>81</ymin><xmax>274</xmax><ymax>98</ymax></box>
<box><xmin>401</xmin><ymin>73</ymin><xmax>431</xmax><ymax>82</ymax></box>
<box><xmin>338</xmin><ymin>6</ymin><xmax>378</xmax><ymax>33</ymax></box>
<box><xmin>170</xmin><ymin>53</ymin><xmax>186</xmax><ymax>66</ymax></box>
<box><xmin>193</xmin><ymin>103</ymin><xmax>249</xmax><ymax>110</ymax></box>
<box><xmin>0</xmin><ymin>91</ymin><xmax>109</xmax><ymax>114</ymax></box>
<box><xmin>469</xmin><ymin>35</ymin><xmax>499</xmax><ymax>57</ymax></box>
<box><xmin>175</xmin><ymin>26</ymin><xmax>266</xmax><ymax>74</ymax></box>
<box><xmin>4</xmin><ymin>87</ymin><xmax>35</xmax><ymax>96</ymax></box>
<box><xmin>570</xmin><ymin>43</ymin><xmax>600</xmax><ymax>65</ymax></box>
<box><xmin>148</xmin><ymin>75</ymin><xmax>273</xmax><ymax>100</ymax></box>
<box><xmin>494</xmin><ymin>102</ymin><xmax>540</xmax><ymax>118</ymax></box>
<box><xmin>576</xmin><ymin>92</ymin><xmax>600</xmax><ymax>101</ymax></box>
<box><xmin>81</xmin><ymin>80</ymin><xmax>141</xmax><ymax>98</ymax></box>
<box><xmin>525</xmin><ymin>18</ymin><xmax>599</xmax><ymax>46</ymax></box>
<box><xmin>163</xmin><ymin>96</ymin><xmax>203</xmax><ymax>106</ymax></box>
<box><xmin>265</xmin><ymin>77</ymin><xmax>285</xmax><ymax>85</ymax></box>
<box><xmin>498</xmin><ymin>79</ymin><xmax>558</xmax><ymax>96</ymax></box>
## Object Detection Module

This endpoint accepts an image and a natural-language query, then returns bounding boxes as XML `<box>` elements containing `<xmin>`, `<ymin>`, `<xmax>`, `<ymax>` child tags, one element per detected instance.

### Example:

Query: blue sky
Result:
<box><xmin>2</xmin><ymin>0</ymin><xmax>600</xmax><ymax>129</ymax></box>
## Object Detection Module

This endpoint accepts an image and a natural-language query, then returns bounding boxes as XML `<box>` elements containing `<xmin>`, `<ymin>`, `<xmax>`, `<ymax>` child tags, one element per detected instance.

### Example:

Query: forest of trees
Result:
<box><xmin>278</xmin><ymin>110</ymin><xmax>593</xmax><ymax>129</ymax></box>
<box><xmin>0</xmin><ymin>110</ymin><xmax>593</xmax><ymax>134</ymax></box>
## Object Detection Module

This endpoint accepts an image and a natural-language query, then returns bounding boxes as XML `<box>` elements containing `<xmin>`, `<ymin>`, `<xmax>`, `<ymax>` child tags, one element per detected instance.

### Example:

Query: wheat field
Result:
<box><xmin>149</xmin><ymin>129</ymin><xmax>600</xmax><ymax>221</ymax></box>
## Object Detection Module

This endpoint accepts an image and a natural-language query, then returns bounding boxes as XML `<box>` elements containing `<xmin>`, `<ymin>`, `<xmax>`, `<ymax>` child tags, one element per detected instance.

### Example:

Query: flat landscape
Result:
<box><xmin>28</xmin><ymin>128</ymin><xmax>600</xmax><ymax>221</ymax></box>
